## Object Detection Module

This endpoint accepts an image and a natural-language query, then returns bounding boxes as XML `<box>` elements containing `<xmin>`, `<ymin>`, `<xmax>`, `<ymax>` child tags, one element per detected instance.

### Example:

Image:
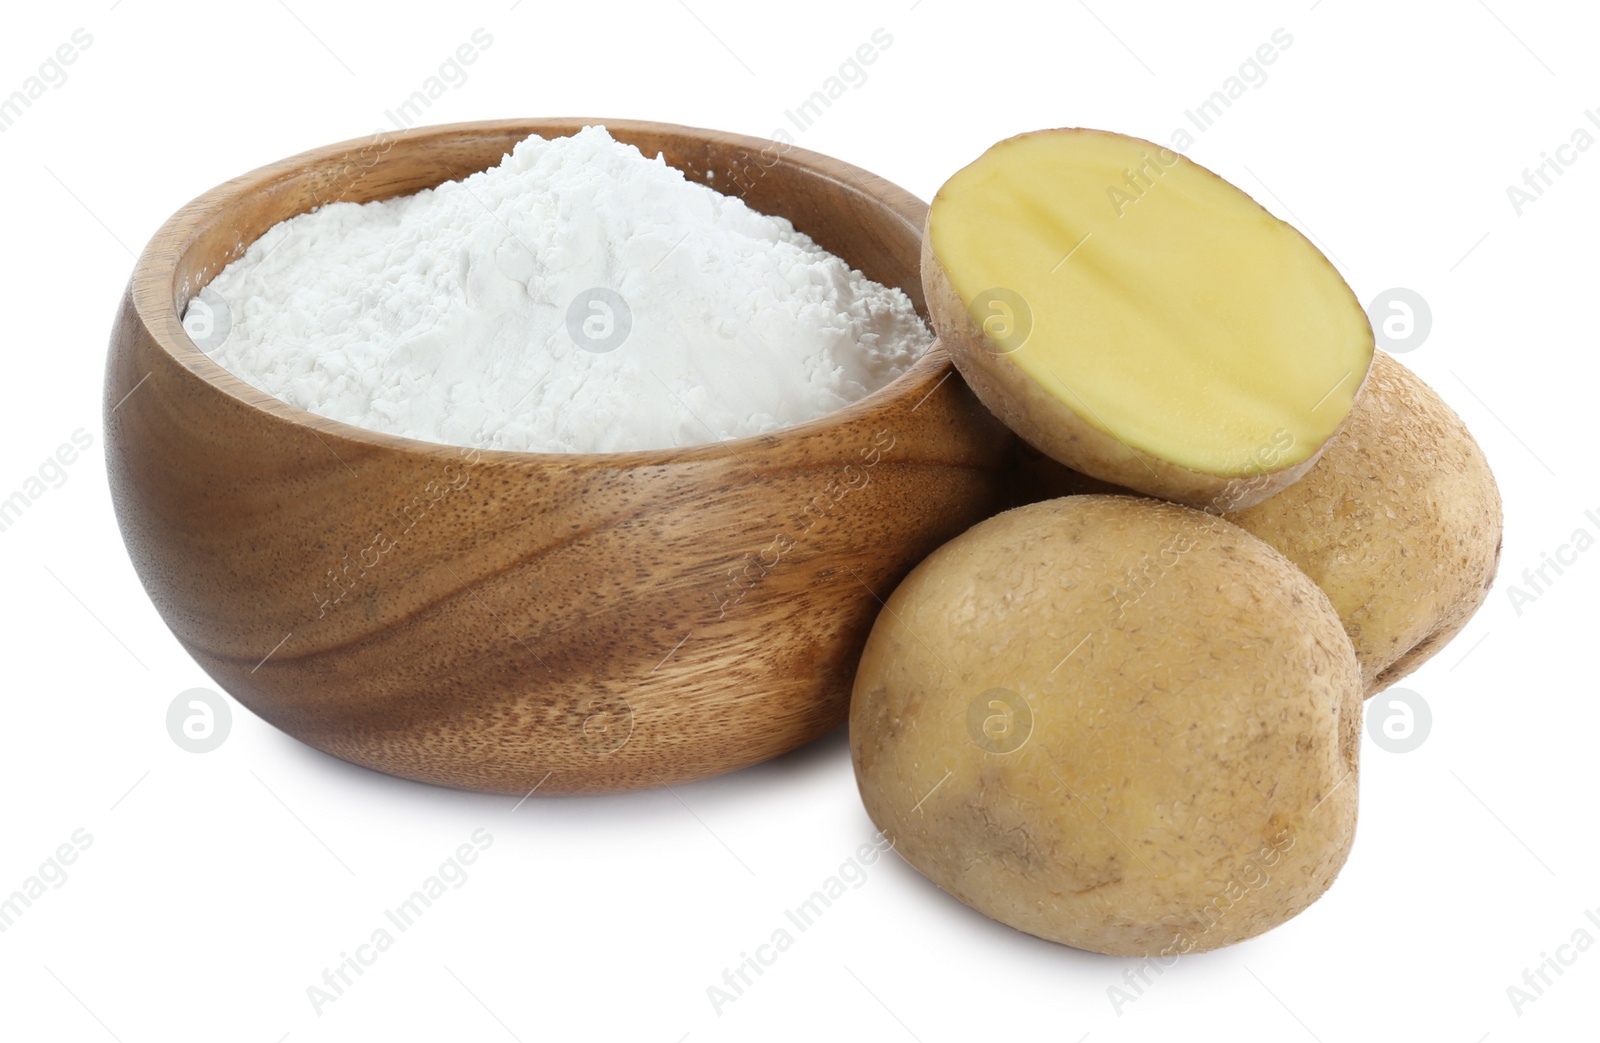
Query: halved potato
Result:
<box><xmin>924</xmin><ymin>128</ymin><xmax>1374</xmax><ymax>510</ymax></box>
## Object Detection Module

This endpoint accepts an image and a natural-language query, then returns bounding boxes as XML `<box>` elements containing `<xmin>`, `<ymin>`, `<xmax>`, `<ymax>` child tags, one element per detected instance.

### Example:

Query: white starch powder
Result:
<box><xmin>188</xmin><ymin>125</ymin><xmax>931</xmax><ymax>453</ymax></box>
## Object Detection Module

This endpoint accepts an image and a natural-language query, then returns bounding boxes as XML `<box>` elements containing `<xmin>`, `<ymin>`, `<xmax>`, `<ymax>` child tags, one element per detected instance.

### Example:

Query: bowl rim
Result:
<box><xmin>127</xmin><ymin>116</ymin><xmax>950</xmax><ymax>469</ymax></box>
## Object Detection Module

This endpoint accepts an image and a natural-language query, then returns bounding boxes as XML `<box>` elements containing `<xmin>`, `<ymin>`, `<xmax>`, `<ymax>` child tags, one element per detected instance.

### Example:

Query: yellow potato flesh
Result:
<box><xmin>929</xmin><ymin>130</ymin><xmax>1373</xmax><ymax>477</ymax></box>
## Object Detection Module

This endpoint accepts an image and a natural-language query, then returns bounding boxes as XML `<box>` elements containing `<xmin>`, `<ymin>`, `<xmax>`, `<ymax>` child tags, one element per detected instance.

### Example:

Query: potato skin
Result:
<box><xmin>1227</xmin><ymin>351</ymin><xmax>1503</xmax><ymax>695</ymax></box>
<box><xmin>850</xmin><ymin>496</ymin><xmax>1361</xmax><ymax>956</ymax></box>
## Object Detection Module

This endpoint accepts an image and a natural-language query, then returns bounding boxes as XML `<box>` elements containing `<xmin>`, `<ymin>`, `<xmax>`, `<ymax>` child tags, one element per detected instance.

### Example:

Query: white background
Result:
<box><xmin>2</xmin><ymin>0</ymin><xmax>1595</xmax><ymax>1039</ymax></box>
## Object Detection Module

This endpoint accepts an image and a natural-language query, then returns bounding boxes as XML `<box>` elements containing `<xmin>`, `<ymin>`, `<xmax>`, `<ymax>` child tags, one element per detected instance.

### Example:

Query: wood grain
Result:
<box><xmin>104</xmin><ymin>118</ymin><xmax>1010</xmax><ymax>794</ymax></box>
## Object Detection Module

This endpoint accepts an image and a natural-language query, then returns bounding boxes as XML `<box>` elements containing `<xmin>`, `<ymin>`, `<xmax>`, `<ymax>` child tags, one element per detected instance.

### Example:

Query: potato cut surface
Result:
<box><xmin>928</xmin><ymin>129</ymin><xmax>1373</xmax><ymax>479</ymax></box>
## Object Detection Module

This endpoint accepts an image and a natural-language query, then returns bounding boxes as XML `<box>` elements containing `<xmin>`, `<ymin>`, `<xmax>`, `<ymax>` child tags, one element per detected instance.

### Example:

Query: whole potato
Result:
<box><xmin>850</xmin><ymin>495</ymin><xmax>1360</xmax><ymax>956</ymax></box>
<box><xmin>1228</xmin><ymin>351</ymin><xmax>1503</xmax><ymax>694</ymax></box>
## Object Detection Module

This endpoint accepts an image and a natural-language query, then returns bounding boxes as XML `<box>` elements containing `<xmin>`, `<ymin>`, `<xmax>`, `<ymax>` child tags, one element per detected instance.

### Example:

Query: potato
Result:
<box><xmin>850</xmin><ymin>495</ymin><xmax>1361</xmax><ymax>956</ymax></box>
<box><xmin>1222</xmin><ymin>348</ymin><xmax>1497</xmax><ymax>691</ymax></box>
<box><xmin>923</xmin><ymin>128</ymin><xmax>1373</xmax><ymax>510</ymax></box>
<box><xmin>1227</xmin><ymin>351</ymin><xmax>1503</xmax><ymax>694</ymax></box>
<box><xmin>1002</xmin><ymin>351</ymin><xmax>1504</xmax><ymax>695</ymax></box>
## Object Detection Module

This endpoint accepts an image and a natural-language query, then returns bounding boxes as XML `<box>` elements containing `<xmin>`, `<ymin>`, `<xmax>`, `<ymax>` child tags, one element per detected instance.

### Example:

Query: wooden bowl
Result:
<box><xmin>105</xmin><ymin>118</ymin><xmax>1010</xmax><ymax>795</ymax></box>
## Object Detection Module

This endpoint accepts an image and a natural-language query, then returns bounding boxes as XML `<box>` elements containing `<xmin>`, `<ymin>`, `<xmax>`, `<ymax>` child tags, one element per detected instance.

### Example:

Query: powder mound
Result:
<box><xmin>190</xmin><ymin>125</ymin><xmax>931</xmax><ymax>453</ymax></box>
